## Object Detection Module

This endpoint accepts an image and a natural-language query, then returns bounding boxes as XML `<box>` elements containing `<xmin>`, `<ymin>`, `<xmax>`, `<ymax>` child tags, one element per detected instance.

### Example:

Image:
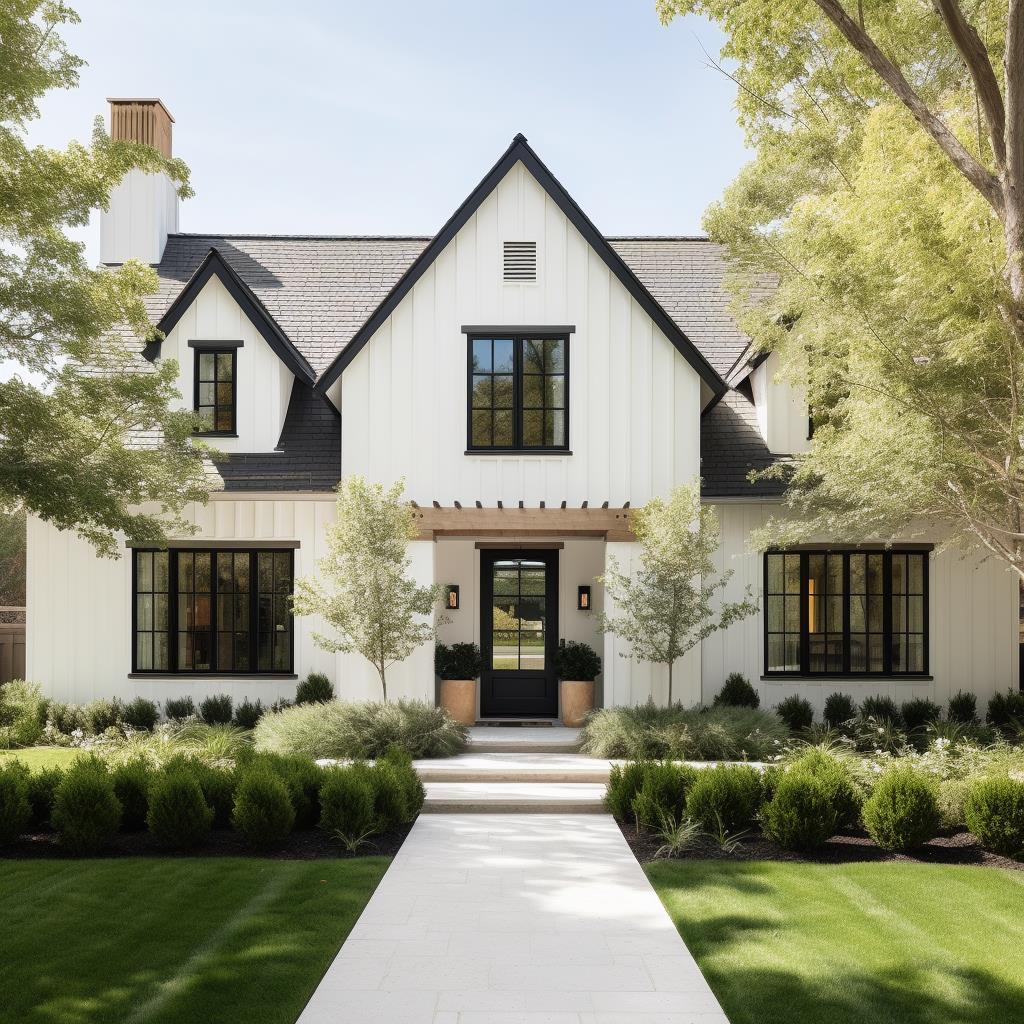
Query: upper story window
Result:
<box><xmin>468</xmin><ymin>335</ymin><xmax>568</xmax><ymax>452</ymax></box>
<box><xmin>193</xmin><ymin>347</ymin><xmax>236</xmax><ymax>435</ymax></box>
<box><xmin>764</xmin><ymin>549</ymin><xmax>928</xmax><ymax>677</ymax></box>
<box><xmin>132</xmin><ymin>548</ymin><xmax>293</xmax><ymax>674</ymax></box>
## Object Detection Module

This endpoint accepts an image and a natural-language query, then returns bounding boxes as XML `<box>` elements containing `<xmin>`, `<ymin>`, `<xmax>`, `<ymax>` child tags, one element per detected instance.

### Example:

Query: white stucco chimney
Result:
<box><xmin>99</xmin><ymin>98</ymin><xmax>179</xmax><ymax>265</ymax></box>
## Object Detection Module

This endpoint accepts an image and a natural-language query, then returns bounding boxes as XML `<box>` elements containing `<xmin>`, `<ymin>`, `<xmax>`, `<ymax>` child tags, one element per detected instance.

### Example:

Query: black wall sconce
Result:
<box><xmin>446</xmin><ymin>584</ymin><xmax>460</xmax><ymax>610</ymax></box>
<box><xmin>577</xmin><ymin>585</ymin><xmax>591</xmax><ymax>611</ymax></box>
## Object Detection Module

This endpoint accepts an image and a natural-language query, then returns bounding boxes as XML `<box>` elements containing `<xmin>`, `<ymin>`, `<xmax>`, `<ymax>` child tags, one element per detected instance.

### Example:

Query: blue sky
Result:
<box><xmin>31</xmin><ymin>0</ymin><xmax>747</xmax><ymax>259</ymax></box>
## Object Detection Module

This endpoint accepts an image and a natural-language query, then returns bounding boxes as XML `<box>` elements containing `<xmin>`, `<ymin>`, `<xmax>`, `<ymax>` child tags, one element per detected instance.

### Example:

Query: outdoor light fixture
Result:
<box><xmin>577</xmin><ymin>585</ymin><xmax>591</xmax><ymax>611</ymax></box>
<box><xmin>446</xmin><ymin>585</ymin><xmax>460</xmax><ymax>610</ymax></box>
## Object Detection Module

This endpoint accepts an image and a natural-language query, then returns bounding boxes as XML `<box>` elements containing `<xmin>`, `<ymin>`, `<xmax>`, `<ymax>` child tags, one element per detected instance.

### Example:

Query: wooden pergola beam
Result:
<box><xmin>411</xmin><ymin>505</ymin><xmax>634</xmax><ymax>541</ymax></box>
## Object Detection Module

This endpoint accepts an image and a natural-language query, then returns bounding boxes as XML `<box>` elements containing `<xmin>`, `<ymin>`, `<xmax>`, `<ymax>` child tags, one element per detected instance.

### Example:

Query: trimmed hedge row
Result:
<box><xmin>606</xmin><ymin>750</ymin><xmax>1024</xmax><ymax>858</ymax></box>
<box><xmin>0</xmin><ymin>745</ymin><xmax>424</xmax><ymax>855</ymax></box>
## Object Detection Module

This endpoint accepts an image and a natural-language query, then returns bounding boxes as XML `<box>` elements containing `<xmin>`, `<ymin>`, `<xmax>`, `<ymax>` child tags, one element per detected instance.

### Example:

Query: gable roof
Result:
<box><xmin>313</xmin><ymin>134</ymin><xmax>725</xmax><ymax>396</ymax></box>
<box><xmin>146</xmin><ymin>248</ymin><xmax>317</xmax><ymax>384</ymax></box>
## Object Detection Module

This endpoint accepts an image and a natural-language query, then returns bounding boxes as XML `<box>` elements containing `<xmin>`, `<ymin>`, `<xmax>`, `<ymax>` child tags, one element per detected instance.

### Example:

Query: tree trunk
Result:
<box><xmin>378</xmin><ymin>663</ymin><xmax>388</xmax><ymax>703</ymax></box>
<box><xmin>668</xmin><ymin>659</ymin><xmax>673</xmax><ymax>707</ymax></box>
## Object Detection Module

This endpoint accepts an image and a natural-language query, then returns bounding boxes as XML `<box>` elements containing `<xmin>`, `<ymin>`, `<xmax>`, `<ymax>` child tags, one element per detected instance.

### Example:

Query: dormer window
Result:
<box><xmin>190</xmin><ymin>342</ymin><xmax>239</xmax><ymax>435</ymax></box>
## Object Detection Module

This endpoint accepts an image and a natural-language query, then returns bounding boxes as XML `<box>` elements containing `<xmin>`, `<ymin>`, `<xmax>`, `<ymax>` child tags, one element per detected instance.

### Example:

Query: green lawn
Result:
<box><xmin>0</xmin><ymin>857</ymin><xmax>389</xmax><ymax>1024</ymax></box>
<box><xmin>648</xmin><ymin>860</ymin><xmax>1024</xmax><ymax>1024</ymax></box>
<box><xmin>0</xmin><ymin>746</ymin><xmax>81</xmax><ymax>771</ymax></box>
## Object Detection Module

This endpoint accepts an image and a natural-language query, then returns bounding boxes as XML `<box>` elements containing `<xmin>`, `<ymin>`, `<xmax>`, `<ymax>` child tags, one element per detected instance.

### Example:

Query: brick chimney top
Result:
<box><xmin>107</xmin><ymin>98</ymin><xmax>174</xmax><ymax>158</ymax></box>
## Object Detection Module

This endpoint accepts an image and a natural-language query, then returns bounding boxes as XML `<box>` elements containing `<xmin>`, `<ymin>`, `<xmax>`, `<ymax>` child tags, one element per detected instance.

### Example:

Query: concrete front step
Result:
<box><xmin>415</xmin><ymin>752</ymin><xmax>613</xmax><ymax>783</ymax></box>
<box><xmin>466</xmin><ymin>725</ymin><xmax>582</xmax><ymax>754</ymax></box>
<box><xmin>422</xmin><ymin>781</ymin><xmax>607</xmax><ymax>813</ymax></box>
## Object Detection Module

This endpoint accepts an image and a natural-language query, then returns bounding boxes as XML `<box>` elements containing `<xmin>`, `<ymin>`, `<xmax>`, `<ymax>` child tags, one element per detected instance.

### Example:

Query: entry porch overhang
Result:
<box><xmin>411</xmin><ymin>502</ymin><xmax>636</xmax><ymax>541</ymax></box>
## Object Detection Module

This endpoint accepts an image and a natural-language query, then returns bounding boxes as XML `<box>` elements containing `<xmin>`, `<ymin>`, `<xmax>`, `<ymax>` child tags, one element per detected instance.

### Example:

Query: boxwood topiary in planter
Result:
<box><xmin>862</xmin><ymin>764</ymin><xmax>940</xmax><ymax>851</ymax></box>
<box><xmin>712</xmin><ymin>673</ymin><xmax>759</xmax><ymax>709</ymax></box>
<box><xmin>434</xmin><ymin>643</ymin><xmax>483</xmax><ymax>679</ymax></box>
<box><xmin>554</xmin><ymin>640</ymin><xmax>601</xmax><ymax>681</ymax></box>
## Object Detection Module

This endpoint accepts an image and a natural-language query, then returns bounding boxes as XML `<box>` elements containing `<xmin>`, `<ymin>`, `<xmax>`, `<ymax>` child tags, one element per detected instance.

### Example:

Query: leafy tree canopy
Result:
<box><xmin>659</xmin><ymin>1</ymin><xmax>1024</xmax><ymax>576</ymax></box>
<box><xmin>1</xmin><ymin>2</ymin><xmax>208</xmax><ymax>556</ymax></box>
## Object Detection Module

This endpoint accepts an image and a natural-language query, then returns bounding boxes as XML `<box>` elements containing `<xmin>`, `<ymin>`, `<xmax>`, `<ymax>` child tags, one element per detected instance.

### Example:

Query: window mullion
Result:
<box><xmin>799</xmin><ymin>552</ymin><xmax>809</xmax><ymax>675</ymax></box>
<box><xmin>842</xmin><ymin>553</ymin><xmax>851</xmax><ymax>674</ymax></box>
<box><xmin>169</xmin><ymin>551</ymin><xmax>179</xmax><ymax>672</ymax></box>
<box><xmin>211</xmin><ymin>550</ymin><xmax>219</xmax><ymax>672</ymax></box>
<box><xmin>514</xmin><ymin>336</ymin><xmax>523</xmax><ymax>448</ymax></box>
<box><xmin>882</xmin><ymin>553</ymin><xmax>893</xmax><ymax>675</ymax></box>
<box><xmin>249</xmin><ymin>551</ymin><xmax>259</xmax><ymax>674</ymax></box>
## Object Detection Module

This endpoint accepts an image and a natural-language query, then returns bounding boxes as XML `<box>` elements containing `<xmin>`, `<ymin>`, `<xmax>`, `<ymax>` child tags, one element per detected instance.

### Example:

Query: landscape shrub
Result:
<box><xmin>232</xmin><ymin>770</ymin><xmax>295</xmax><ymax>850</ymax></box>
<box><xmin>631</xmin><ymin>761</ymin><xmax>698</xmax><ymax>830</ymax></box>
<box><xmin>901</xmin><ymin>697</ymin><xmax>942</xmax><ymax>733</ymax></box>
<box><xmin>26</xmin><ymin>766</ymin><xmax>64</xmax><ymax>828</ymax></box>
<box><xmin>164</xmin><ymin>696</ymin><xmax>196</xmax><ymax>722</ymax></box>
<box><xmin>45</xmin><ymin>700</ymin><xmax>87</xmax><ymax>736</ymax></box>
<box><xmin>0</xmin><ymin>680</ymin><xmax>47</xmax><ymax>747</ymax></box>
<box><xmin>937</xmin><ymin>778</ymin><xmax>971</xmax><ymax>831</ymax></box>
<box><xmin>823</xmin><ymin>693</ymin><xmax>857</xmax><ymax>729</ymax></box>
<box><xmin>0</xmin><ymin>763</ymin><xmax>31</xmax><ymax>842</ymax></box>
<box><xmin>775</xmin><ymin>695</ymin><xmax>814</xmax><ymax>732</ymax></box>
<box><xmin>785</xmin><ymin>748</ymin><xmax>863</xmax><ymax>828</ymax></box>
<box><xmin>712</xmin><ymin>673</ymin><xmax>760</xmax><ymax>709</ymax></box>
<box><xmin>685</xmin><ymin>764</ymin><xmax>762</xmax><ymax>834</ymax></box>
<box><xmin>366</xmin><ymin>761</ymin><xmax>411</xmax><ymax>831</ymax></box>
<box><xmin>110</xmin><ymin>758</ymin><xmax>152</xmax><ymax>831</ymax></box>
<box><xmin>859</xmin><ymin>695</ymin><xmax>902</xmax><ymax>725</ymax></box>
<box><xmin>320</xmin><ymin>767</ymin><xmax>376</xmax><ymax>850</ymax></box>
<box><xmin>254</xmin><ymin>699</ymin><xmax>467</xmax><ymax>760</ymax></box>
<box><xmin>862</xmin><ymin>764</ymin><xmax>940</xmax><ymax>851</ymax></box>
<box><xmin>854</xmin><ymin>716</ymin><xmax>910</xmax><ymax>754</ymax></box>
<box><xmin>947</xmin><ymin>691</ymin><xmax>978</xmax><ymax>725</ymax></box>
<box><xmin>245</xmin><ymin>752</ymin><xmax>323</xmax><ymax>829</ymax></box>
<box><xmin>182</xmin><ymin>759</ymin><xmax>236</xmax><ymax>827</ymax></box>
<box><xmin>295</xmin><ymin>672</ymin><xmax>335</xmax><ymax>705</ymax></box>
<box><xmin>761</xmin><ymin>771</ymin><xmax>839</xmax><ymax>851</ymax></box>
<box><xmin>381</xmin><ymin>745</ymin><xmax>425</xmax><ymax>819</ymax></box>
<box><xmin>233</xmin><ymin>698</ymin><xmax>264</xmax><ymax>730</ymax></box>
<box><xmin>987</xmin><ymin>690</ymin><xmax>1024</xmax><ymax>732</ymax></box>
<box><xmin>122</xmin><ymin>697</ymin><xmax>159</xmax><ymax>732</ymax></box>
<box><xmin>199</xmin><ymin>694</ymin><xmax>233</xmax><ymax>726</ymax></box>
<box><xmin>146</xmin><ymin>770</ymin><xmax>214</xmax><ymax>849</ymax></box>
<box><xmin>553</xmin><ymin>640</ymin><xmax>602</xmax><ymax>681</ymax></box>
<box><xmin>964</xmin><ymin>776</ymin><xmax>1024</xmax><ymax>856</ymax></box>
<box><xmin>605</xmin><ymin>761</ymin><xmax>652</xmax><ymax>820</ymax></box>
<box><xmin>435</xmin><ymin>643</ymin><xmax>484</xmax><ymax>680</ymax></box>
<box><xmin>52</xmin><ymin>759</ymin><xmax>122</xmax><ymax>855</ymax></box>
<box><xmin>580</xmin><ymin>703</ymin><xmax>788</xmax><ymax>761</ymax></box>
<box><xmin>85</xmin><ymin>698</ymin><xmax>124</xmax><ymax>735</ymax></box>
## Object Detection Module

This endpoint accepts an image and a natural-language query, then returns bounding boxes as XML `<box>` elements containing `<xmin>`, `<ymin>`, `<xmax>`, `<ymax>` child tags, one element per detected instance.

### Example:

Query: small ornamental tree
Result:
<box><xmin>598</xmin><ymin>484</ymin><xmax>757</xmax><ymax>705</ymax></box>
<box><xmin>292</xmin><ymin>476</ymin><xmax>445</xmax><ymax>701</ymax></box>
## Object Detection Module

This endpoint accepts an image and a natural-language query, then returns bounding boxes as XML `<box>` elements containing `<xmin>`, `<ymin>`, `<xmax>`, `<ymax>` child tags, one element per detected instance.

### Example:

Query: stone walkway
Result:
<box><xmin>296</xmin><ymin>814</ymin><xmax>728</xmax><ymax>1024</ymax></box>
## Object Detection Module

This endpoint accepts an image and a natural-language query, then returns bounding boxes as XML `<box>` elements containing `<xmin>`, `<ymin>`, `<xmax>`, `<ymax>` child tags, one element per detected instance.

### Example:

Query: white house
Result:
<box><xmin>26</xmin><ymin>99</ymin><xmax>1019</xmax><ymax>718</ymax></box>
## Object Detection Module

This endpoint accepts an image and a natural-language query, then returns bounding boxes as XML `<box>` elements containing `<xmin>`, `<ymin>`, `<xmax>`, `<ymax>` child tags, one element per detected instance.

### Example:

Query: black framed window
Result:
<box><xmin>194</xmin><ymin>349</ymin><xmax>236</xmax><ymax>435</ymax></box>
<box><xmin>468</xmin><ymin>335</ymin><xmax>568</xmax><ymax>451</ymax></box>
<box><xmin>764</xmin><ymin>549</ymin><xmax>929</xmax><ymax>676</ymax></box>
<box><xmin>132</xmin><ymin>548</ymin><xmax>293</xmax><ymax>674</ymax></box>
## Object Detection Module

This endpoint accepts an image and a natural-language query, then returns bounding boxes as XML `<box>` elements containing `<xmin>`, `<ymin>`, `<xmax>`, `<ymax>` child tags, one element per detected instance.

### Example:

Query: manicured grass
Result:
<box><xmin>648</xmin><ymin>860</ymin><xmax>1024</xmax><ymax>1024</ymax></box>
<box><xmin>0</xmin><ymin>857</ymin><xmax>389</xmax><ymax>1024</ymax></box>
<box><xmin>0</xmin><ymin>746</ymin><xmax>81</xmax><ymax>771</ymax></box>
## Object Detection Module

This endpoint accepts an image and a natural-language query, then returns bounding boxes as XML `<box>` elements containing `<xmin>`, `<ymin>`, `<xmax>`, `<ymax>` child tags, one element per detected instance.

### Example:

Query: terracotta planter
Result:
<box><xmin>440</xmin><ymin>679</ymin><xmax>477</xmax><ymax>726</ymax></box>
<box><xmin>560</xmin><ymin>679</ymin><xmax>595</xmax><ymax>727</ymax></box>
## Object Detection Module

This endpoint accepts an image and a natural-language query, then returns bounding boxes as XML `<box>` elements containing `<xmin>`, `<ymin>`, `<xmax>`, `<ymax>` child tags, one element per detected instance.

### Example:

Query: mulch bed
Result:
<box><xmin>620</xmin><ymin>820</ymin><xmax>1023</xmax><ymax>872</ymax></box>
<box><xmin>0</xmin><ymin>821</ymin><xmax>414</xmax><ymax>861</ymax></box>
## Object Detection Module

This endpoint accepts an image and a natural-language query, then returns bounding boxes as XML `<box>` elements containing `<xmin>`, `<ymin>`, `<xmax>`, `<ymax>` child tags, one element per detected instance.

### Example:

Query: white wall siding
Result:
<box><xmin>158</xmin><ymin>275</ymin><xmax>293</xmax><ymax>454</ymax></box>
<box><xmin>750</xmin><ymin>352</ymin><xmax>810</xmax><ymax>456</ymax></box>
<box><xmin>702</xmin><ymin>502</ymin><xmax>1020</xmax><ymax>714</ymax></box>
<box><xmin>340</xmin><ymin>161</ymin><xmax>702</xmax><ymax>507</ymax></box>
<box><xmin>26</xmin><ymin>498</ymin><xmax>436</xmax><ymax>708</ymax></box>
<box><xmin>99</xmin><ymin>168</ymin><xmax>178</xmax><ymax>266</ymax></box>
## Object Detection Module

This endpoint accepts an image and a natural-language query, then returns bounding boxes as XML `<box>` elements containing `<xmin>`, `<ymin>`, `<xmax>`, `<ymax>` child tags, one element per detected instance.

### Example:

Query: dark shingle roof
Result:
<box><xmin>700</xmin><ymin>388</ymin><xmax>790</xmax><ymax>499</ymax></box>
<box><xmin>210</xmin><ymin>380</ymin><xmax>340</xmax><ymax>492</ymax></box>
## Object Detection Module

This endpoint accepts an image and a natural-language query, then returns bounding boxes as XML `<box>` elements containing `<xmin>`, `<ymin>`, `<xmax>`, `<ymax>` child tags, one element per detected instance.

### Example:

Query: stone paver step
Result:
<box><xmin>467</xmin><ymin>725</ymin><xmax>581</xmax><ymax>754</ymax></box>
<box><xmin>415</xmin><ymin>752</ymin><xmax>613</xmax><ymax>783</ymax></box>
<box><xmin>422</xmin><ymin>781</ymin><xmax>607</xmax><ymax>813</ymax></box>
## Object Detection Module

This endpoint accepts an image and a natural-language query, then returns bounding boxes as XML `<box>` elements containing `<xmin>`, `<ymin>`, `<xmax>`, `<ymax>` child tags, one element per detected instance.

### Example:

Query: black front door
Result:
<box><xmin>480</xmin><ymin>549</ymin><xmax>559</xmax><ymax>718</ymax></box>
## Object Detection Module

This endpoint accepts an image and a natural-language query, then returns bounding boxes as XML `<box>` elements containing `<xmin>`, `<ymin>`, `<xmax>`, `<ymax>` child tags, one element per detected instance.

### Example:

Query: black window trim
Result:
<box><xmin>762</xmin><ymin>548</ymin><xmax>930</xmax><ymax>679</ymax></box>
<box><xmin>193</xmin><ymin>346</ymin><xmax>237</xmax><ymax>437</ymax></box>
<box><xmin>466</xmin><ymin>331</ymin><xmax>570</xmax><ymax>453</ymax></box>
<box><xmin>131</xmin><ymin>547</ymin><xmax>295</xmax><ymax>675</ymax></box>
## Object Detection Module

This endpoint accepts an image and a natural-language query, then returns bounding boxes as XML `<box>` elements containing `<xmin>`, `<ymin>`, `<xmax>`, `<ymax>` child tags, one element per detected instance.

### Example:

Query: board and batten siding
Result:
<box><xmin>158</xmin><ymin>274</ymin><xmax>293</xmax><ymax>453</ymax></box>
<box><xmin>26</xmin><ymin>498</ymin><xmax>437</xmax><ymax>706</ymax></box>
<box><xmin>338</xmin><ymin>161</ymin><xmax>702</xmax><ymax>507</ymax></box>
<box><xmin>701</xmin><ymin>502</ymin><xmax>1020</xmax><ymax>712</ymax></box>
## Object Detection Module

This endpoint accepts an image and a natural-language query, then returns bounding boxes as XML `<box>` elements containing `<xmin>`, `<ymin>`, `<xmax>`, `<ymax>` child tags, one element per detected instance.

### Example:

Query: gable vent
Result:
<box><xmin>503</xmin><ymin>241</ymin><xmax>537</xmax><ymax>282</ymax></box>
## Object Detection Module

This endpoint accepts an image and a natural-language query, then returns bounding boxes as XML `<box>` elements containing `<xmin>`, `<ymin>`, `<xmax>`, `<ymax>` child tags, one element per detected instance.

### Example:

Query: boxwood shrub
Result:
<box><xmin>787</xmin><ymin>748</ymin><xmax>862</xmax><ymax>829</ymax></box>
<box><xmin>52</xmin><ymin>759</ymin><xmax>122</xmax><ymax>855</ymax></box>
<box><xmin>320</xmin><ymin>767</ymin><xmax>376</xmax><ymax>849</ymax></box>
<box><xmin>0</xmin><ymin>763</ymin><xmax>31</xmax><ymax>843</ymax></box>
<box><xmin>685</xmin><ymin>764</ymin><xmax>762</xmax><ymax>834</ymax></box>
<box><xmin>26</xmin><ymin>766</ymin><xmax>64</xmax><ymax>829</ymax></box>
<box><xmin>900</xmin><ymin>697</ymin><xmax>942</xmax><ymax>733</ymax></box>
<box><xmin>146</xmin><ymin>770</ymin><xmax>213</xmax><ymax>850</ymax></box>
<box><xmin>823</xmin><ymin>693</ymin><xmax>857</xmax><ymax>729</ymax></box>
<box><xmin>862</xmin><ymin>764</ymin><xmax>940</xmax><ymax>851</ymax></box>
<box><xmin>233</xmin><ymin>698</ymin><xmax>264</xmax><ymax>730</ymax></box>
<box><xmin>631</xmin><ymin>761</ymin><xmax>698</xmax><ymax>830</ymax></box>
<box><xmin>122</xmin><ymin>697</ymin><xmax>159</xmax><ymax>732</ymax></box>
<box><xmin>761</xmin><ymin>771</ymin><xmax>839</xmax><ymax>851</ymax></box>
<box><xmin>110</xmin><ymin>758</ymin><xmax>152</xmax><ymax>831</ymax></box>
<box><xmin>434</xmin><ymin>643</ymin><xmax>483</xmax><ymax>680</ymax></box>
<box><xmin>964</xmin><ymin>776</ymin><xmax>1024</xmax><ymax>856</ymax></box>
<box><xmin>947</xmin><ymin>690</ymin><xmax>978</xmax><ymax>725</ymax></box>
<box><xmin>553</xmin><ymin>640</ymin><xmax>601</xmax><ymax>682</ymax></box>
<box><xmin>987</xmin><ymin>689</ymin><xmax>1024</xmax><ymax>732</ymax></box>
<box><xmin>859</xmin><ymin>695</ymin><xmax>902</xmax><ymax>725</ymax></box>
<box><xmin>775</xmin><ymin>695</ymin><xmax>813</xmax><ymax>732</ymax></box>
<box><xmin>232</xmin><ymin>770</ymin><xmax>295</xmax><ymax>850</ymax></box>
<box><xmin>199</xmin><ymin>694</ymin><xmax>233</xmax><ymax>726</ymax></box>
<box><xmin>712</xmin><ymin>673</ymin><xmax>759</xmax><ymax>709</ymax></box>
<box><xmin>164</xmin><ymin>696</ymin><xmax>196</xmax><ymax>722</ymax></box>
<box><xmin>295</xmin><ymin>672</ymin><xmax>334</xmax><ymax>705</ymax></box>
